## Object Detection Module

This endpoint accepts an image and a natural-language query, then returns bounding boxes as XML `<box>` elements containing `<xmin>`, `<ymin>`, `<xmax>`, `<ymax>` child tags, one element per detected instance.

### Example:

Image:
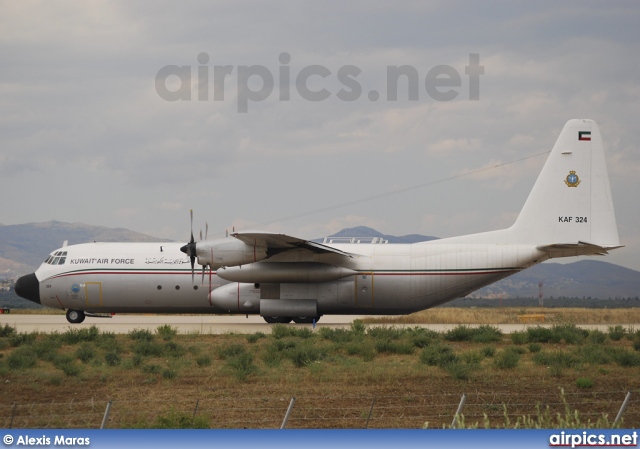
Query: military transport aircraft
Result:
<box><xmin>15</xmin><ymin>119</ymin><xmax>621</xmax><ymax>324</ymax></box>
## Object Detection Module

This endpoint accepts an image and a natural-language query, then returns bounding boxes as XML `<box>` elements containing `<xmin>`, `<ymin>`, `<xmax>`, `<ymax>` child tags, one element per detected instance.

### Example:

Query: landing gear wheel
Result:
<box><xmin>263</xmin><ymin>317</ymin><xmax>292</xmax><ymax>324</ymax></box>
<box><xmin>292</xmin><ymin>316</ymin><xmax>321</xmax><ymax>324</ymax></box>
<box><xmin>66</xmin><ymin>309</ymin><xmax>85</xmax><ymax>324</ymax></box>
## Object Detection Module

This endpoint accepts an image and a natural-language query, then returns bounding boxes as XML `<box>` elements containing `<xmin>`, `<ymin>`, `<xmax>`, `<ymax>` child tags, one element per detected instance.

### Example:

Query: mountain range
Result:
<box><xmin>1</xmin><ymin>222</ymin><xmax>638</xmax><ymax>300</ymax></box>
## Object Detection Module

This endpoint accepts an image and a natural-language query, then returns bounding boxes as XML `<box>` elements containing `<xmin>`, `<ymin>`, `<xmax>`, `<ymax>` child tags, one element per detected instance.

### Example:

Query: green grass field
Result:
<box><xmin>1</xmin><ymin>321</ymin><xmax>639</xmax><ymax>428</ymax></box>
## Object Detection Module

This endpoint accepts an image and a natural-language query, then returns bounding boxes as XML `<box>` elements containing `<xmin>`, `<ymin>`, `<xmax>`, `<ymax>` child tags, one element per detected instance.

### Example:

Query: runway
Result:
<box><xmin>0</xmin><ymin>313</ymin><xmax>624</xmax><ymax>334</ymax></box>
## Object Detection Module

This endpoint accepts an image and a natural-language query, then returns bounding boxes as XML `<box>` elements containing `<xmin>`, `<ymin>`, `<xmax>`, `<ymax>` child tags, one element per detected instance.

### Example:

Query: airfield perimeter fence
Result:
<box><xmin>1</xmin><ymin>390</ymin><xmax>638</xmax><ymax>429</ymax></box>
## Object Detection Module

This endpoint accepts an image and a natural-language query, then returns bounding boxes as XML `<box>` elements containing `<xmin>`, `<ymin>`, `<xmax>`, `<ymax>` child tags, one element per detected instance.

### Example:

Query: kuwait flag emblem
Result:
<box><xmin>578</xmin><ymin>131</ymin><xmax>591</xmax><ymax>141</ymax></box>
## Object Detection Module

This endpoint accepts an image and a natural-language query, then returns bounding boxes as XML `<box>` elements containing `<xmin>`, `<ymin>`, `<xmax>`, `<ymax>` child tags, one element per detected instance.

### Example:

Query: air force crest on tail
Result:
<box><xmin>565</xmin><ymin>170</ymin><xmax>580</xmax><ymax>187</ymax></box>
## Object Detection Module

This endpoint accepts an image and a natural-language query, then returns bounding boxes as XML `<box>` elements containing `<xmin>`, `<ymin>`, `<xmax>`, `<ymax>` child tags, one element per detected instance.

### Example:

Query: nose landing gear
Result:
<box><xmin>66</xmin><ymin>309</ymin><xmax>86</xmax><ymax>324</ymax></box>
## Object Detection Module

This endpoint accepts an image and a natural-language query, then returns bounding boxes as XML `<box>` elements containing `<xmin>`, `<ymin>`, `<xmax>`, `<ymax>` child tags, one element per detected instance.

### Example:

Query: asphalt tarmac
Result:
<box><xmin>0</xmin><ymin>313</ymin><xmax>622</xmax><ymax>334</ymax></box>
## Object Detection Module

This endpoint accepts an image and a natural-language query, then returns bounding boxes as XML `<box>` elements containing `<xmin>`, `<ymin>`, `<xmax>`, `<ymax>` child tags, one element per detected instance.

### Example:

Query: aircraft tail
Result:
<box><xmin>507</xmin><ymin>119</ymin><xmax>620</xmax><ymax>251</ymax></box>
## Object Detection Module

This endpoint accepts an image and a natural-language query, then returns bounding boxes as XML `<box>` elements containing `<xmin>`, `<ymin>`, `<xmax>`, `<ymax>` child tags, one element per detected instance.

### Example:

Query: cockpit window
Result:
<box><xmin>45</xmin><ymin>251</ymin><xmax>67</xmax><ymax>265</ymax></box>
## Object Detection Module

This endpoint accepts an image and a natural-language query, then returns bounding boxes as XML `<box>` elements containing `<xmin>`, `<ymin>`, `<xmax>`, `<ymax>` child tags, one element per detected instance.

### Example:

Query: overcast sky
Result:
<box><xmin>2</xmin><ymin>1</ymin><xmax>639</xmax><ymax>270</ymax></box>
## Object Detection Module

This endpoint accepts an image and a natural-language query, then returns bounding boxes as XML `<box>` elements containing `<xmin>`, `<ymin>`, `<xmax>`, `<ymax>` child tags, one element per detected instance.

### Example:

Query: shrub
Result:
<box><xmin>374</xmin><ymin>339</ymin><xmax>414</xmax><ymax>355</ymax></box>
<box><xmin>368</xmin><ymin>326</ymin><xmax>406</xmax><ymax>341</ymax></box>
<box><xmin>217</xmin><ymin>343</ymin><xmax>246</xmax><ymax>360</ymax></box>
<box><xmin>54</xmin><ymin>355</ymin><xmax>82</xmax><ymax>376</ymax></box>
<box><xmin>0</xmin><ymin>324</ymin><xmax>16</xmax><ymax>337</ymax></box>
<box><xmin>419</xmin><ymin>345</ymin><xmax>458</xmax><ymax>367</ymax></box>
<box><xmin>461</xmin><ymin>350</ymin><xmax>483</xmax><ymax>365</ymax></box>
<box><xmin>142</xmin><ymin>363</ymin><xmax>162</xmax><ymax>374</ymax></box>
<box><xmin>153</xmin><ymin>408</ymin><xmax>209</xmax><ymax>429</ymax></box>
<box><xmin>444</xmin><ymin>325</ymin><xmax>501</xmax><ymax>343</ymax></box>
<box><xmin>164</xmin><ymin>341</ymin><xmax>185</xmax><ymax>358</ymax></box>
<box><xmin>443</xmin><ymin>325</ymin><xmax>475</xmax><ymax>342</ymax></box>
<box><xmin>270</xmin><ymin>339</ymin><xmax>297</xmax><ymax>352</ymax></box>
<box><xmin>493</xmin><ymin>348</ymin><xmax>520</xmax><ymax>370</ymax></box>
<box><xmin>128</xmin><ymin>328</ymin><xmax>154</xmax><ymax>342</ymax></box>
<box><xmin>33</xmin><ymin>338</ymin><xmax>61</xmax><ymax>362</ymax></box>
<box><xmin>587</xmin><ymin>330</ymin><xmax>607</xmax><ymax>345</ymax></box>
<box><xmin>6</xmin><ymin>346</ymin><xmax>38</xmax><ymax>370</ymax></box>
<box><xmin>511</xmin><ymin>331</ymin><xmax>528</xmax><ymax>345</ymax></box>
<box><xmin>481</xmin><ymin>346</ymin><xmax>496</xmax><ymax>358</ymax></box>
<box><xmin>61</xmin><ymin>326</ymin><xmax>100</xmax><ymax>344</ymax></box>
<box><xmin>246</xmin><ymin>332</ymin><xmax>266</xmax><ymax>344</ymax></box>
<box><xmin>94</xmin><ymin>331</ymin><xmax>118</xmax><ymax>350</ymax></box>
<box><xmin>526</xmin><ymin>326</ymin><xmax>554</xmax><ymax>343</ymax></box>
<box><xmin>577</xmin><ymin>345</ymin><xmax>611</xmax><ymax>365</ymax></box>
<box><xmin>287</xmin><ymin>345</ymin><xmax>325</xmax><ymax>368</ymax></box>
<box><xmin>576</xmin><ymin>377</ymin><xmax>594</xmax><ymax>389</ymax></box>
<box><xmin>226</xmin><ymin>352</ymin><xmax>257</xmax><ymax>380</ymax></box>
<box><xmin>551</xmin><ymin>324</ymin><xmax>588</xmax><ymax>345</ymax></box>
<box><xmin>8</xmin><ymin>332</ymin><xmax>37</xmax><ymax>347</ymax></box>
<box><xmin>533</xmin><ymin>351</ymin><xmax>580</xmax><ymax>369</ymax></box>
<box><xmin>105</xmin><ymin>351</ymin><xmax>121</xmax><ymax>366</ymax></box>
<box><xmin>271</xmin><ymin>324</ymin><xmax>297</xmax><ymax>340</ymax></box>
<box><xmin>445</xmin><ymin>362</ymin><xmax>474</xmax><ymax>381</ymax></box>
<box><xmin>528</xmin><ymin>343</ymin><xmax>542</xmax><ymax>353</ymax></box>
<box><xmin>196</xmin><ymin>355</ymin><xmax>212</xmax><ymax>367</ymax></box>
<box><xmin>350</xmin><ymin>320</ymin><xmax>367</xmax><ymax>335</ymax></box>
<box><xmin>610</xmin><ymin>348</ymin><xmax>640</xmax><ymax>367</ymax></box>
<box><xmin>131</xmin><ymin>354</ymin><xmax>144</xmax><ymax>367</ymax></box>
<box><xmin>319</xmin><ymin>328</ymin><xmax>353</xmax><ymax>343</ymax></box>
<box><xmin>410</xmin><ymin>328</ymin><xmax>440</xmax><ymax>348</ymax></box>
<box><xmin>132</xmin><ymin>340</ymin><xmax>164</xmax><ymax>357</ymax></box>
<box><xmin>472</xmin><ymin>325</ymin><xmax>503</xmax><ymax>343</ymax></box>
<box><xmin>162</xmin><ymin>368</ymin><xmax>178</xmax><ymax>379</ymax></box>
<box><xmin>608</xmin><ymin>325</ymin><xmax>626</xmax><ymax>341</ymax></box>
<box><xmin>75</xmin><ymin>343</ymin><xmax>96</xmax><ymax>364</ymax></box>
<box><xmin>156</xmin><ymin>324</ymin><xmax>178</xmax><ymax>341</ymax></box>
<box><xmin>261</xmin><ymin>350</ymin><xmax>283</xmax><ymax>368</ymax></box>
<box><xmin>345</xmin><ymin>340</ymin><xmax>376</xmax><ymax>361</ymax></box>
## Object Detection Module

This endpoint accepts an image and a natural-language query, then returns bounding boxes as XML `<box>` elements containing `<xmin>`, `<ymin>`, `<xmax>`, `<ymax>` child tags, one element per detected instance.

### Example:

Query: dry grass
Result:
<box><xmin>1</xmin><ymin>324</ymin><xmax>639</xmax><ymax>429</ymax></box>
<box><xmin>363</xmin><ymin>308</ymin><xmax>640</xmax><ymax>325</ymax></box>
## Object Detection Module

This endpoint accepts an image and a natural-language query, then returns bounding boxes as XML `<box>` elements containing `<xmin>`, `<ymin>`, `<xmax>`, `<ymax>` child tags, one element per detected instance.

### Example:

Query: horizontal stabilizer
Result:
<box><xmin>537</xmin><ymin>241</ymin><xmax>624</xmax><ymax>257</ymax></box>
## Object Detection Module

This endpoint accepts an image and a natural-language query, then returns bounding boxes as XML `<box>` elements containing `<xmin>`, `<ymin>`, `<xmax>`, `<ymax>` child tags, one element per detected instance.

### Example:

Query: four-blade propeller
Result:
<box><xmin>179</xmin><ymin>210</ymin><xmax>211</xmax><ymax>283</ymax></box>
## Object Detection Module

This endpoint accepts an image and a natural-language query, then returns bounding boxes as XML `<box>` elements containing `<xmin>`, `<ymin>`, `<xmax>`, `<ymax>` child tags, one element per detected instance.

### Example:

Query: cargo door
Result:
<box><xmin>85</xmin><ymin>282</ymin><xmax>102</xmax><ymax>307</ymax></box>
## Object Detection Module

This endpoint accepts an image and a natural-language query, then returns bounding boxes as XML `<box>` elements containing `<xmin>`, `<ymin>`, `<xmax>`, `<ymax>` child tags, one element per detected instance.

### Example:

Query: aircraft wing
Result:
<box><xmin>231</xmin><ymin>231</ymin><xmax>356</xmax><ymax>258</ymax></box>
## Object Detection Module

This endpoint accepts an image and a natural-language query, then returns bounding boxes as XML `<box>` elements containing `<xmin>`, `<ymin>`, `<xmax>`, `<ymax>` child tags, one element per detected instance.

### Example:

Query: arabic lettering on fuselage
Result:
<box><xmin>144</xmin><ymin>257</ymin><xmax>189</xmax><ymax>265</ymax></box>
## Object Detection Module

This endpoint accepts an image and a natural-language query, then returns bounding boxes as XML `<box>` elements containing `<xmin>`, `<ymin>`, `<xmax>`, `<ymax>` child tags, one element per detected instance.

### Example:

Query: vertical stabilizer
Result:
<box><xmin>509</xmin><ymin>119</ymin><xmax>619</xmax><ymax>247</ymax></box>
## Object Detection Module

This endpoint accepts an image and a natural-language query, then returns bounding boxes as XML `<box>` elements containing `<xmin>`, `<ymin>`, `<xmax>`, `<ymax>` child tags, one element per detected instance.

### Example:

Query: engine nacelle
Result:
<box><xmin>196</xmin><ymin>238</ymin><xmax>267</xmax><ymax>269</ymax></box>
<box><xmin>209</xmin><ymin>283</ymin><xmax>318</xmax><ymax>317</ymax></box>
<box><xmin>209</xmin><ymin>282</ymin><xmax>261</xmax><ymax>313</ymax></box>
<box><xmin>216</xmin><ymin>262</ymin><xmax>357</xmax><ymax>283</ymax></box>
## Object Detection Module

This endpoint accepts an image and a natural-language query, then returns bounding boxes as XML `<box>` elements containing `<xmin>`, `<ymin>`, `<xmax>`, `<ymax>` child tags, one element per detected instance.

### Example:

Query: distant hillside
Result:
<box><xmin>472</xmin><ymin>259</ymin><xmax>640</xmax><ymax>300</ymax></box>
<box><xmin>321</xmin><ymin>226</ymin><xmax>438</xmax><ymax>244</ymax></box>
<box><xmin>0</xmin><ymin>221</ymin><xmax>170</xmax><ymax>276</ymax></box>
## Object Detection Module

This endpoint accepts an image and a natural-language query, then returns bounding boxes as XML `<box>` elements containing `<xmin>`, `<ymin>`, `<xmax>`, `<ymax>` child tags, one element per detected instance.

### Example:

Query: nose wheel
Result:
<box><xmin>66</xmin><ymin>309</ymin><xmax>86</xmax><ymax>324</ymax></box>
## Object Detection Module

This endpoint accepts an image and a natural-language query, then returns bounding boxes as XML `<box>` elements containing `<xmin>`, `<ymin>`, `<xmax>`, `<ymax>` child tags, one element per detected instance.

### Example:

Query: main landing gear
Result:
<box><xmin>66</xmin><ymin>309</ymin><xmax>86</xmax><ymax>324</ymax></box>
<box><xmin>263</xmin><ymin>316</ymin><xmax>321</xmax><ymax>324</ymax></box>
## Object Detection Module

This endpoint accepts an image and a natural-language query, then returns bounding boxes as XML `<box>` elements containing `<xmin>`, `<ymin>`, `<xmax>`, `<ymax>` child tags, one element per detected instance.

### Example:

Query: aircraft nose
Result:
<box><xmin>14</xmin><ymin>273</ymin><xmax>41</xmax><ymax>304</ymax></box>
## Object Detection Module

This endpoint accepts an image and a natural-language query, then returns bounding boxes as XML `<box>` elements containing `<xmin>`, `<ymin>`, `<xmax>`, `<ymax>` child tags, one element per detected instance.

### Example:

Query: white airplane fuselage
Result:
<box><xmin>15</xmin><ymin>119</ymin><xmax>621</xmax><ymax>323</ymax></box>
<box><xmin>33</xmin><ymin>240</ymin><xmax>547</xmax><ymax>316</ymax></box>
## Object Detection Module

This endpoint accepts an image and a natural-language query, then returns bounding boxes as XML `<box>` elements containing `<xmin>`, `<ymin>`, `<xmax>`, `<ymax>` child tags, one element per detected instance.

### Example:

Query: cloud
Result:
<box><xmin>2</xmin><ymin>1</ymin><xmax>639</xmax><ymax>271</ymax></box>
